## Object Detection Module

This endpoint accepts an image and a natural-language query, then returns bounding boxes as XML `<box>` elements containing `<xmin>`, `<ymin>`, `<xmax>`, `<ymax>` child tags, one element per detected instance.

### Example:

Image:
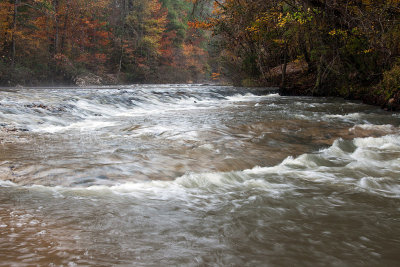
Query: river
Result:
<box><xmin>0</xmin><ymin>85</ymin><xmax>399</xmax><ymax>266</ymax></box>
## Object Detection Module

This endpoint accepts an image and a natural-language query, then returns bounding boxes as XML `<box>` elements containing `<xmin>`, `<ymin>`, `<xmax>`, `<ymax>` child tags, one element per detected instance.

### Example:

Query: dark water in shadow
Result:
<box><xmin>0</xmin><ymin>85</ymin><xmax>399</xmax><ymax>266</ymax></box>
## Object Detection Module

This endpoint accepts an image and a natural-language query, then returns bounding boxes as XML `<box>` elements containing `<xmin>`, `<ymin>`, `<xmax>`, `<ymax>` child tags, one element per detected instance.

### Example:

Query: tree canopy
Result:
<box><xmin>0</xmin><ymin>0</ymin><xmax>209</xmax><ymax>85</ymax></box>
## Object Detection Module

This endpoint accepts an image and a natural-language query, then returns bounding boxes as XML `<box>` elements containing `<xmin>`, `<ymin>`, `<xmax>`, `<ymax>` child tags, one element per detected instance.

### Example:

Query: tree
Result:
<box><xmin>189</xmin><ymin>0</ymin><xmax>400</xmax><ymax>95</ymax></box>
<box><xmin>0</xmin><ymin>0</ymin><xmax>211</xmax><ymax>85</ymax></box>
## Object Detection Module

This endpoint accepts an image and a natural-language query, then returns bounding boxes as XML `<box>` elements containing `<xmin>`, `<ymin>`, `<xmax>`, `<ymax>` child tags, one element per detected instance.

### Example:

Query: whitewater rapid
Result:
<box><xmin>0</xmin><ymin>85</ymin><xmax>399</xmax><ymax>266</ymax></box>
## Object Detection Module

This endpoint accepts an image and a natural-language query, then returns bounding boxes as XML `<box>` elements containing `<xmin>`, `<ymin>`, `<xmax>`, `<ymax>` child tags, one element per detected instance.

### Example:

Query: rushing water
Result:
<box><xmin>0</xmin><ymin>85</ymin><xmax>399</xmax><ymax>266</ymax></box>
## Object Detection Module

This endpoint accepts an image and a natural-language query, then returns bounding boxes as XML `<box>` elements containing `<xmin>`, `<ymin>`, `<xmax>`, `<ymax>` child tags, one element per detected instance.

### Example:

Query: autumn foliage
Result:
<box><xmin>190</xmin><ymin>0</ymin><xmax>400</xmax><ymax>99</ymax></box>
<box><xmin>2</xmin><ymin>0</ymin><xmax>399</xmax><ymax>99</ymax></box>
<box><xmin>0</xmin><ymin>0</ymin><xmax>210</xmax><ymax>85</ymax></box>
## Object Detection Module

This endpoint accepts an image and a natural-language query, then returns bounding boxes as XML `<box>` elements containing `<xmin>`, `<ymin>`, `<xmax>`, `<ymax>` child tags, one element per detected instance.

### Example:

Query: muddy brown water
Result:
<box><xmin>1</xmin><ymin>85</ymin><xmax>399</xmax><ymax>266</ymax></box>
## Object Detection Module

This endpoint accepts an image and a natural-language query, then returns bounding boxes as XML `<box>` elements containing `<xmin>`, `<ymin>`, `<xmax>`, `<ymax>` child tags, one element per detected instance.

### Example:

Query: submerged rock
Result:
<box><xmin>24</xmin><ymin>103</ymin><xmax>65</xmax><ymax>112</ymax></box>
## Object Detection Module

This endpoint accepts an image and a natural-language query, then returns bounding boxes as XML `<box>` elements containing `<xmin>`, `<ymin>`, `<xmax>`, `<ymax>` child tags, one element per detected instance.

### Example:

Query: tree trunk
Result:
<box><xmin>117</xmin><ymin>0</ymin><xmax>128</xmax><ymax>80</ymax></box>
<box><xmin>313</xmin><ymin>56</ymin><xmax>324</xmax><ymax>96</ymax></box>
<box><xmin>54</xmin><ymin>0</ymin><xmax>59</xmax><ymax>55</ymax></box>
<box><xmin>117</xmin><ymin>45</ymin><xmax>124</xmax><ymax>79</ymax></box>
<box><xmin>11</xmin><ymin>0</ymin><xmax>19</xmax><ymax>69</ymax></box>
<box><xmin>61</xmin><ymin>0</ymin><xmax>71</xmax><ymax>54</ymax></box>
<box><xmin>300</xmin><ymin>38</ymin><xmax>313</xmax><ymax>72</ymax></box>
<box><xmin>281</xmin><ymin>42</ymin><xmax>288</xmax><ymax>90</ymax></box>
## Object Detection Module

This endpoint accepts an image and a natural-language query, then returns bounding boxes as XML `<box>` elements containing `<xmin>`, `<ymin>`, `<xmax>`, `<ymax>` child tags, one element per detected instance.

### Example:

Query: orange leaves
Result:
<box><xmin>0</xmin><ymin>0</ymin><xmax>213</xmax><ymax>82</ymax></box>
<box><xmin>0</xmin><ymin>2</ymin><xmax>13</xmax><ymax>47</ymax></box>
<box><xmin>54</xmin><ymin>53</ymin><xmax>67</xmax><ymax>62</ymax></box>
<box><xmin>211</xmin><ymin>72</ymin><xmax>221</xmax><ymax>80</ymax></box>
<box><xmin>182</xmin><ymin>43</ymin><xmax>207</xmax><ymax>73</ymax></box>
<box><xmin>76</xmin><ymin>18</ymin><xmax>112</xmax><ymax>48</ymax></box>
<box><xmin>94</xmin><ymin>53</ymin><xmax>107</xmax><ymax>63</ymax></box>
<box><xmin>188</xmin><ymin>19</ymin><xmax>214</xmax><ymax>30</ymax></box>
<box><xmin>159</xmin><ymin>30</ymin><xmax>176</xmax><ymax>66</ymax></box>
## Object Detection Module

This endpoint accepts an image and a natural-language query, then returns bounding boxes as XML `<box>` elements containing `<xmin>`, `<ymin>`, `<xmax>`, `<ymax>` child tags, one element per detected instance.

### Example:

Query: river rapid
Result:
<box><xmin>0</xmin><ymin>85</ymin><xmax>399</xmax><ymax>266</ymax></box>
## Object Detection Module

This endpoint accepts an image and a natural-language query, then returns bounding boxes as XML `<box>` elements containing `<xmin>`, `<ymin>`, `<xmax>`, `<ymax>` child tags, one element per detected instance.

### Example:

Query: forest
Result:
<box><xmin>0</xmin><ymin>0</ymin><xmax>210</xmax><ymax>85</ymax></box>
<box><xmin>1</xmin><ymin>0</ymin><xmax>400</xmax><ymax>108</ymax></box>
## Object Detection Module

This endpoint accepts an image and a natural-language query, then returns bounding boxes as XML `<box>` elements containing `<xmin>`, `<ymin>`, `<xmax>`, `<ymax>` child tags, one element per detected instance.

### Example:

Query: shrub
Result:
<box><xmin>380</xmin><ymin>64</ymin><xmax>400</xmax><ymax>100</ymax></box>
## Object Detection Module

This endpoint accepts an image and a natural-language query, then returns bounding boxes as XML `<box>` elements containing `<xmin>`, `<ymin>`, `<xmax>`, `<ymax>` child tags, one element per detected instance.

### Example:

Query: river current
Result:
<box><xmin>0</xmin><ymin>85</ymin><xmax>399</xmax><ymax>266</ymax></box>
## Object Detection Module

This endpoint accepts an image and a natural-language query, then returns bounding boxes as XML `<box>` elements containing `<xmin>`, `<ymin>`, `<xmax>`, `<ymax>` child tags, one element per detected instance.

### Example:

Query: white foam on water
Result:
<box><xmin>226</xmin><ymin>93</ymin><xmax>279</xmax><ymax>102</ymax></box>
<box><xmin>0</xmin><ymin>129</ymin><xmax>400</xmax><ymax>198</ymax></box>
<box><xmin>127</xmin><ymin>124</ymin><xmax>200</xmax><ymax>141</ymax></box>
<box><xmin>0</xmin><ymin>180</ymin><xmax>16</xmax><ymax>187</ymax></box>
<box><xmin>323</xmin><ymin>113</ymin><xmax>362</xmax><ymax>120</ymax></box>
<box><xmin>294</xmin><ymin>114</ymin><xmax>309</xmax><ymax>120</ymax></box>
<box><xmin>129</xmin><ymin>125</ymin><xmax>171</xmax><ymax>136</ymax></box>
<box><xmin>197</xmin><ymin>143</ymin><xmax>215</xmax><ymax>150</ymax></box>
<box><xmin>264</xmin><ymin>93</ymin><xmax>280</xmax><ymax>98</ymax></box>
<box><xmin>73</xmin><ymin>99</ymin><xmax>124</xmax><ymax>117</ymax></box>
<box><xmin>1</xmin><ymin>88</ymin><xmax>400</xmax><ymax>199</ymax></box>
<box><xmin>243</xmin><ymin>133</ymin><xmax>400</xmax><ymax>196</ymax></box>
<box><xmin>353</xmin><ymin>134</ymin><xmax>400</xmax><ymax>149</ymax></box>
<box><xmin>350</xmin><ymin>124</ymin><xmax>397</xmax><ymax>132</ymax></box>
<box><xmin>35</xmin><ymin>119</ymin><xmax>117</xmax><ymax>133</ymax></box>
<box><xmin>358</xmin><ymin>177</ymin><xmax>400</xmax><ymax>195</ymax></box>
<box><xmin>2</xmin><ymin>133</ymin><xmax>398</xmax><ymax>199</ymax></box>
<box><xmin>0</xmin><ymin>88</ymin><xmax>281</xmax><ymax>135</ymax></box>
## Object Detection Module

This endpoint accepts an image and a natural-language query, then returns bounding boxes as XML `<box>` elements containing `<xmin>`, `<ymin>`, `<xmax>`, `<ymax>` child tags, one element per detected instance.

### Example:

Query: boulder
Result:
<box><xmin>74</xmin><ymin>73</ymin><xmax>103</xmax><ymax>87</ymax></box>
<box><xmin>387</xmin><ymin>95</ymin><xmax>400</xmax><ymax>111</ymax></box>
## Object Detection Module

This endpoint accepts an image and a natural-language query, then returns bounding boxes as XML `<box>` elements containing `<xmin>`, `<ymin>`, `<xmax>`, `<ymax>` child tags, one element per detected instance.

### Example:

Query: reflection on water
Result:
<box><xmin>0</xmin><ymin>85</ymin><xmax>399</xmax><ymax>265</ymax></box>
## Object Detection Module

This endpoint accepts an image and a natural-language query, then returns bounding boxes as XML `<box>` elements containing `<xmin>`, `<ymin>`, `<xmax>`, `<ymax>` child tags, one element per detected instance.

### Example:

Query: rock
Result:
<box><xmin>387</xmin><ymin>97</ymin><xmax>400</xmax><ymax>111</ymax></box>
<box><xmin>24</xmin><ymin>103</ymin><xmax>66</xmax><ymax>112</ymax></box>
<box><xmin>74</xmin><ymin>73</ymin><xmax>104</xmax><ymax>87</ymax></box>
<box><xmin>102</xmin><ymin>74</ymin><xmax>119</xmax><ymax>85</ymax></box>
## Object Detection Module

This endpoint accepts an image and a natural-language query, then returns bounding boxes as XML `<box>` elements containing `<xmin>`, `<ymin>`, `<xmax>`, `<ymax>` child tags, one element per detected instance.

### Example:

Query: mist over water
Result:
<box><xmin>0</xmin><ymin>85</ymin><xmax>399</xmax><ymax>266</ymax></box>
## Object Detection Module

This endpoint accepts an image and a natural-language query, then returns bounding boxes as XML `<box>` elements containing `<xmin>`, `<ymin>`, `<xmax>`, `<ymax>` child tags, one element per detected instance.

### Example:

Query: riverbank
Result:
<box><xmin>271</xmin><ymin>62</ymin><xmax>400</xmax><ymax>112</ymax></box>
<box><xmin>2</xmin><ymin>67</ymin><xmax>399</xmax><ymax>112</ymax></box>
